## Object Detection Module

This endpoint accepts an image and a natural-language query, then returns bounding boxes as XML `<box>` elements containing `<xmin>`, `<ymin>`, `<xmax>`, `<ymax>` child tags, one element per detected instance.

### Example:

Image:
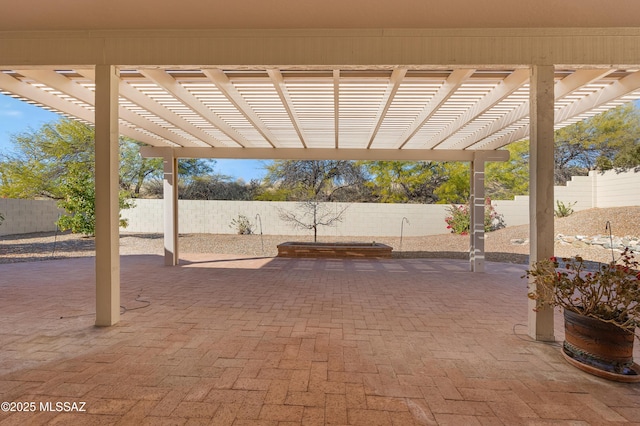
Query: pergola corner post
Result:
<box><xmin>163</xmin><ymin>150</ymin><xmax>179</xmax><ymax>266</ymax></box>
<box><xmin>94</xmin><ymin>65</ymin><xmax>121</xmax><ymax>326</ymax></box>
<box><xmin>469</xmin><ymin>156</ymin><xmax>485</xmax><ymax>272</ymax></box>
<box><xmin>528</xmin><ymin>64</ymin><xmax>556</xmax><ymax>342</ymax></box>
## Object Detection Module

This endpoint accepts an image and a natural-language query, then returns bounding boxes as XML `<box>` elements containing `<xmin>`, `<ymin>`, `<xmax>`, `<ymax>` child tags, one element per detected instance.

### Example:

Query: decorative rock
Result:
<box><xmin>554</xmin><ymin>234</ymin><xmax>640</xmax><ymax>251</ymax></box>
<box><xmin>510</xmin><ymin>238</ymin><xmax>528</xmax><ymax>245</ymax></box>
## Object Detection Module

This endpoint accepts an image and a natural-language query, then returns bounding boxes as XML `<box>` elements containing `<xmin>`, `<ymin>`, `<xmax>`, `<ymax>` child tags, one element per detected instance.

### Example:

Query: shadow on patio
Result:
<box><xmin>1</xmin><ymin>255</ymin><xmax>638</xmax><ymax>425</ymax></box>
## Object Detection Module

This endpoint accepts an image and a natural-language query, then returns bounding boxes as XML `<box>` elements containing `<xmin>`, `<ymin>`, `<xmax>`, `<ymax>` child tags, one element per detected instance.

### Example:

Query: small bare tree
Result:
<box><xmin>278</xmin><ymin>200</ymin><xmax>348</xmax><ymax>242</ymax></box>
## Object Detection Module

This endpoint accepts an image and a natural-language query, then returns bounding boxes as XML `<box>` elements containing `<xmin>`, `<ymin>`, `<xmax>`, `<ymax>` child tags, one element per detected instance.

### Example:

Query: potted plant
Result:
<box><xmin>524</xmin><ymin>248</ymin><xmax>640</xmax><ymax>382</ymax></box>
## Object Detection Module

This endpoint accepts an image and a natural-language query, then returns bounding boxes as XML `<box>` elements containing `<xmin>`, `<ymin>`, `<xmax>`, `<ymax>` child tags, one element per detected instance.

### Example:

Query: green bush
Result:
<box><xmin>56</xmin><ymin>165</ymin><xmax>133</xmax><ymax>236</ymax></box>
<box><xmin>554</xmin><ymin>200</ymin><xmax>576</xmax><ymax>217</ymax></box>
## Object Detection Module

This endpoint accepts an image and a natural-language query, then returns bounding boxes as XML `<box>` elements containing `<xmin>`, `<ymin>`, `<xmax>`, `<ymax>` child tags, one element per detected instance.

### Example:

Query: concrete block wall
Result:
<box><xmin>121</xmin><ymin>199</ymin><xmax>163</xmax><ymax>232</ymax></box>
<box><xmin>327</xmin><ymin>202</ymin><xmax>449</xmax><ymax>237</ymax></box>
<box><xmin>0</xmin><ymin>199</ymin><xmax>63</xmax><ymax>236</ymax></box>
<box><xmin>594</xmin><ymin>169</ymin><xmax>640</xmax><ymax>207</ymax></box>
<box><xmin>120</xmin><ymin>200</ymin><xmax>451</xmax><ymax>237</ymax></box>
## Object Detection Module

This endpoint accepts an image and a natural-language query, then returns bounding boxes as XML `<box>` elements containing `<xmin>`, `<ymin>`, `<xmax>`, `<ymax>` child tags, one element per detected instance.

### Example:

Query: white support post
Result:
<box><xmin>94</xmin><ymin>65</ymin><xmax>120</xmax><ymax>326</ymax></box>
<box><xmin>469</xmin><ymin>158</ymin><xmax>485</xmax><ymax>272</ymax></box>
<box><xmin>528</xmin><ymin>65</ymin><xmax>556</xmax><ymax>342</ymax></box>
<box><xmin>164</xmin><ymin>154</ymin><xmax>179</xmax><ymax>265</ymax></box>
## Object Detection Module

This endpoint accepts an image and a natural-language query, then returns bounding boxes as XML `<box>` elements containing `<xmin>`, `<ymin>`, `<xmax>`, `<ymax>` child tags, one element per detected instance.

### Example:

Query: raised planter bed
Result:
<box><xmin>277</xmin><ymin>242</ymin><xmax>393</xmax><ymax>258</ymax></box>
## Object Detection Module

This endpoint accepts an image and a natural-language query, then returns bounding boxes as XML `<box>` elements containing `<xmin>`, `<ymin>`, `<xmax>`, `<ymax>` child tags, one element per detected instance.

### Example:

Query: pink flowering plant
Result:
<box><xmin>524</xmin><ymin>248</ymin><xmax>640</xmax><ymax>340</ymax></box>
<box><xmin>444</xmin><ymin>198</ymin><xmax>504</xmax><ymax>235</ymax></box>
<box><xmin>444</xmin><ymin>204</ymin><xmax>471</xmax><ymax>235</ymax></box>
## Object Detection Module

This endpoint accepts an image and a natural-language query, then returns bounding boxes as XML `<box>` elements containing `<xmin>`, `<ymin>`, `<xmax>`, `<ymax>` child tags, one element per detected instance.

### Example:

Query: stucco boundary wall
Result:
<box><xmin>1</xmin><ymin>169</ymin><xmax>639</xmax><ymax>236</ymax></box>
<box><xmin>0</xmin><ymin>198</ymin><xmax>65</xmax><ymax>236</ymax></box>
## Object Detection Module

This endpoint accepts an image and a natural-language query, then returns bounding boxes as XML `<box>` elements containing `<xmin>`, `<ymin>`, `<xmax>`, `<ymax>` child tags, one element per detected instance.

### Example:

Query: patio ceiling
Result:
<box><xmin>2</xmin><ymin>66</ymin><xmax>640</xmax><ymax>159</ymax></box>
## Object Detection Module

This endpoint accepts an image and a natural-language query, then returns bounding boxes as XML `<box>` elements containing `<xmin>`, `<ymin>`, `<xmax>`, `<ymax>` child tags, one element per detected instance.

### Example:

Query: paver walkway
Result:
<box><xmin>1</xmin><ymin>255</ymin><xmax>639</xmax><ymax>425</ymax></box>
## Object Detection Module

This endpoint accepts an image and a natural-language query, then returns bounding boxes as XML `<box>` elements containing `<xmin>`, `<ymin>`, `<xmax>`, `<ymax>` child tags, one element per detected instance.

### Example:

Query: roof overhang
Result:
<box><xmin>2</xmin><ymin>2</ymin><xmax>640</xmax><ymax>162</ymax></box>
<box><xmin>2</xmin><ymin>0</ymin><xmax>639</xmax><ymax>31</ymax></box>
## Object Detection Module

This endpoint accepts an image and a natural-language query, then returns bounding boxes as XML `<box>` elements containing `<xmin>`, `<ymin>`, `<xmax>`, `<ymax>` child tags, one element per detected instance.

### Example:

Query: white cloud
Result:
<box><xmin>0</xmin><ymin>109</ymin><xmax>23</xmax><ymax>118</ymax></box>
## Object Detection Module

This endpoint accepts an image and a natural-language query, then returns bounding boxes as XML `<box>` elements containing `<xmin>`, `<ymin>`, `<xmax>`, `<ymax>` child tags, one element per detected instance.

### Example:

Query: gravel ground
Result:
<box><xmin>1</xmin><ymin>206</ymin><xmax>639</xmax><ymax>265</ymax></box>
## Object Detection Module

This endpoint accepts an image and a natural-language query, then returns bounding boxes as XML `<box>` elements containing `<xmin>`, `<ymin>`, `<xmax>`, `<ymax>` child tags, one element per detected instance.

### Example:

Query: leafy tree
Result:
<box><xmin>262</xmin><ymin>160</ymin><xmax>367</xmax><ymax>201</ymax></box>
<box><xmin>179</xmin><ymin>176</ymin><xmax>260</xmax><ymax>200</ymax></box>
<box><xmin>144</xmin><ymin>174</ymin><xmax>261</xmax><ymax>200</ymax></box>
<box><xmin>178</xmin><ymin>159</ymin><xmax>216</xmax><ymax>185</ymax></box>
<box><xmin>554</xmin><ymin>103</ymin><xmax>640</xmax><ymax>184</ymax></box>
<box><xmin>0</xmin><ymin>119</ymin><xmax>166</xmax><ymax>200</ymax></box>
<box><xmin>254</xmin><ymin>186</ymin><xmax>292</xmax><ymax>202</ymax></box>
<box><xmin>0</xmin><ymin>119</ymin><xmax>95</xmax><ymax>199</ymax></box>
<box><xmin>0</xmin><ymin>119</ymin><xmax>151</xmax><ymax>235</ymax></box>
<box><xmin>486</xmin><ymin>140</ymin><xmax>530</xmax><ymax>199</ymax></box>
<box><xmin>361</xmin><ymin>161</ymin><xmax>447</xmax><ymax>203</ymax></box>
<box><xmin>432</xmin><ymin>162</ymin><xmax>470</xmax><ymax>204</ymax></box>
<box><xmin>432</xmin><ymin>141</ymin><xmax>531</xmax><ymax>203</ymax></box>
<box><xmin>119</xmin><ymin>140</ymin><xmax>162</xmax><ymax>197</ymax></box>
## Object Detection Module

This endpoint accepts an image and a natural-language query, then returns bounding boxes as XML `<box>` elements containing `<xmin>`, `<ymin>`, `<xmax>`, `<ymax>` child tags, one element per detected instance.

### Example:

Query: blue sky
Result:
<box><xmin>0</xmin><ymin>93</ymin><xmax>268</xmax><ymax>182</ymax></box>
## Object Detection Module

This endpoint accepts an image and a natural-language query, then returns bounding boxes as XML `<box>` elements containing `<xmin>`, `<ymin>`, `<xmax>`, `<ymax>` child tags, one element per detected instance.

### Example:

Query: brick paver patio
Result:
<box><xmin>1</xmin><ymin>255</ymin><xmax>639</xmax><ymax>425</ymax></box>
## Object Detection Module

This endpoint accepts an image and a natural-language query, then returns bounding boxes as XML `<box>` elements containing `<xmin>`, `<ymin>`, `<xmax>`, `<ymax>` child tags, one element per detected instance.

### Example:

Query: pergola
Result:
<box><xmin>2</xmin><ymin>0</ymin><xmax>640</xmax><ymax>345</ymax></box>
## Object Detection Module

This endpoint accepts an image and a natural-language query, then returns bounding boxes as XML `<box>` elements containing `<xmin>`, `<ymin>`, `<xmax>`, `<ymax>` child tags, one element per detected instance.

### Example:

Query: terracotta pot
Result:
<box><xmin>563</xmin><ymin>309</ymin><xmax>637</xmax><ymax>378</ymax></box>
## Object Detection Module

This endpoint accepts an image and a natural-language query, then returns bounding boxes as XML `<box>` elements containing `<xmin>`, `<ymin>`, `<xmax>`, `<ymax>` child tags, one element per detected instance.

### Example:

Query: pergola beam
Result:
<box><xmin>462</xmin><ymin>69</ymin><xmax>615</xmax><ymax>150</ymax></box>
<box><xmin>77</xmin><ymin>69</ymin><xmax>223</xmax><ymax>148</ymax></box>
<box><xmin>141</xmin><ymin>69</ymin><xmax>250</xmax><ymax>148</ymax></box>
<box><xmin>0</xmin><ymin>71</ymin><xmax>162</xmax><ymax>146</ymax></box>
<box><xmin>140</xmin><ymin>146</ymin><xmax>509</xmax><ymax>162</ymax></box>
<box><xmin>479</xmin><ymin>69</ymin><xmax>640</xmax><ymax>150</ymax></box>
<box><xmin>203</xmin><ymin>69</ymin><xmax>279</xmax><ymax>148</ymax></box>
<box><xmin>366</xmin><ymin>68</ymin><xmax>407</xmax><ymax>149</ymax></box>
<box><xmin>428</xmin><ymin>69</ymin><xmax>530</xmax><ymax>149</ymax></box>
<box><xmin>267</xmin><ymin>69</ymin><xmax>308</xmax><ymax>148</ymax></box>
<box><xmin>17</xmin><ymin>69</ymin><xmax>198</xmax><ymax>148</ymax></box>
<box><xmin>0</xmin><ymin>71</ymin><xmax>95</xmax><ymax>122</ymax></box>
<box><xmin>554</xmin><ymin>69</ymin><xmax>640</xmax><ymax>124</ymax></box>
<box><xmin>395</xmin><ymin>69</ymin><xmax>475</xmax><ymax>149</ymax></box>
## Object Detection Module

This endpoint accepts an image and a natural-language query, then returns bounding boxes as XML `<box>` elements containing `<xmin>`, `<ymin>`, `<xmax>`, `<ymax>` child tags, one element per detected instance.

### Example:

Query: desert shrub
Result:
<box><xmin>229</xmin><ymin>214</ymin><xmax>253</xmax><ymax>235</ymax></box>
<box><xmin>555</xmin><ymin>200</ymin><xmax>576</xmax><ymax>217</ymax></box>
